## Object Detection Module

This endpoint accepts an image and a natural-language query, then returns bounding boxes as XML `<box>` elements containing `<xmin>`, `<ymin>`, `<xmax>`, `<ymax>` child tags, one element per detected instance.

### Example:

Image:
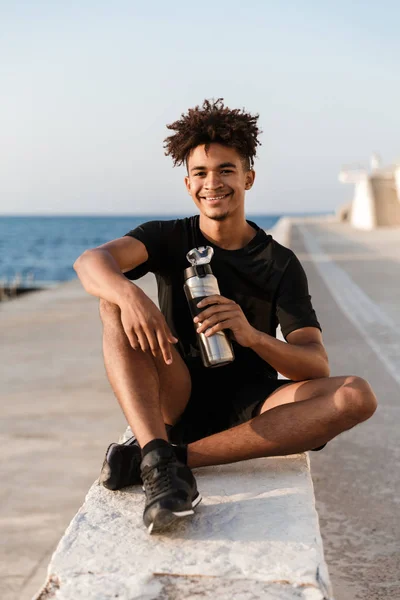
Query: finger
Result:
<box><xmin>196</xmin><ymin>295</ymin><xmax>234</xmax><ymax>308</ymax></box>
<box><xmin>157</xmin><ymin>329</ymin><xmax>174</xmax><ymax>365</ymax></box>
<box><xmin>136</xmin><ymin>328</ymin><xmax>150</xmax><ymax>353</ymax></box>
<box><xmin>196</xmin><ymin>310</ymin><xmax>234</xmax><ymax>333</ymax></box>
<box><xmin>127</xmin><ymin>331</ymin><xmax>140</xmax><ymax>350</ymax></box>
<box><xmin>204</xmin><ymin>319</ymin><xmax>234</xmax><ymax>336</ymax></box>
<box><xmin>145</xmin><ymin>328</ymin><xmax>162</xmax><ymax>358</ymax></box>
<box><xmin>194</xmin><ymin>304</ymin><xmax>237</xmax><ymax>323</ymax></box>
<box><xmin>165</xmin><ymin>328</ymin><xmax>178</xmax><ymax>344</ymax></box>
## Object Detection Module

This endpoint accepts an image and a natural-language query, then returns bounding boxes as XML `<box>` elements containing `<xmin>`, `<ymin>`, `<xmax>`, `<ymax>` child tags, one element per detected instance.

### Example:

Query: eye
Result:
<box><xmin>194</xmin><ymin>172</ymin><xmax>205</xmax><ymax>177</ymax></box>
<box><xmin>221</xmin><ymin>169</ymin><xmax>233</xmax><ymax>174</ymax></box>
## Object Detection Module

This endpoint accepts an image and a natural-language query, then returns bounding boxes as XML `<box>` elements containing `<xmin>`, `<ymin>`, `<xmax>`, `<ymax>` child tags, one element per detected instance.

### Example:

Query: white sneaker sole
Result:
<box><xmin>147</xmin><ymin>493</ymin><xmax>202</xmax><ymax>534</ymax></box>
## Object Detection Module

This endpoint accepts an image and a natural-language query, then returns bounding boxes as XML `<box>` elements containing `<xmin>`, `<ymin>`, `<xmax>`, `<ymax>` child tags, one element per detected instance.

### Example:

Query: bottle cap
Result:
<box><xmin>186</xmin><ymin>246</ymin><xmax>214</xmax><ymax>266</ymax></box>
<box><xmin>184</xmin><ymin>264</ymin><xmax>212</xmax><ymax>280</ymax></box>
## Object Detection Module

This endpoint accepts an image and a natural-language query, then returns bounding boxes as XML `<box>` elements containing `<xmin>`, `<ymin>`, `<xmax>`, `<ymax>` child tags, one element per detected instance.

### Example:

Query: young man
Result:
<box><xmin>74</xmin><ymin>98</ymin><xmax>377</xmax><ymax>534</ymax></box>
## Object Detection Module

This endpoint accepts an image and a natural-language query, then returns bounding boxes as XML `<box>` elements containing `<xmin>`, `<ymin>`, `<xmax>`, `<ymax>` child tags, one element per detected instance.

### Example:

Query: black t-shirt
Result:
<box><xmin>124</xmin><ymin>215</ymin><xmax>321</xmax><ymax>379</ymax></box>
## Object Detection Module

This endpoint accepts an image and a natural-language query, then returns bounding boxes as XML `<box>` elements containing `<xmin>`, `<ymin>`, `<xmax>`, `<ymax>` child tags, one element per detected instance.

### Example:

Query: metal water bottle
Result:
<box><xmin>183</xmin><ymin>246</ymin><xmax>235</xmax><ymax>368</ymax></box>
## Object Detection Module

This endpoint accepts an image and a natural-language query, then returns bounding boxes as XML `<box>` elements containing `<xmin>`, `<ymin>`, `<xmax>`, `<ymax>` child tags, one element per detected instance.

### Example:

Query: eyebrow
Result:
<box><xmin>190</xmin><ymin>162</ymin><xmax>237</xmax><ymax>173</ymax></box>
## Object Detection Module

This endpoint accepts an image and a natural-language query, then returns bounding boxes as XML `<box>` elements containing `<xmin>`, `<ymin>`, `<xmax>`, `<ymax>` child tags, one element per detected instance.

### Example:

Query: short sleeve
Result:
<box><xmin>276</xmin><ymin>253</ymin><xmax>321</xmax><ymax>339</ymax></box>
<box><xmin>123</xmin><ymin>220</ymin><xmax>165</xmax><ymax>279</ymax></box>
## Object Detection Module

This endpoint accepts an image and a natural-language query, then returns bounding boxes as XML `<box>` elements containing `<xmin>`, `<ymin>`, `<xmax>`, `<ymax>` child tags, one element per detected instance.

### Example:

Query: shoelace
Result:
<box><xmin>142</xmin><ymin>459</ymin><xmax>173</xmax><ymax>499</ymax></box>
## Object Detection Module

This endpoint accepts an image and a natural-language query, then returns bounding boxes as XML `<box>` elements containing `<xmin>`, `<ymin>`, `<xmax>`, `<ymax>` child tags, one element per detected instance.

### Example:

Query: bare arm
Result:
<box><xmin>73</xmin><ymin>237</ymin><xmax>178</xmax><ymax>364</ymax></box>
<box><xmin>249</xmin><ymin>327</ymin><xmax>330</xmax><ymax>381</ymax></box>
<box><xmin>195</xmin><ymin>296</ymin><xmax>330</xmax><ymax>381</ymax></box>
<box><xmin>73</xmin><ymin>236</ymin><xmax>147</xmax><ymax>306</ymax></box>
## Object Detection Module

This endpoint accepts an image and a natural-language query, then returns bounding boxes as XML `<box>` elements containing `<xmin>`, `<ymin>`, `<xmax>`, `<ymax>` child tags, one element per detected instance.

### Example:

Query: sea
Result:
<box><xmin>0</xmin><ymin>213</ymin><xmax>330</xmax><ymax>286</ymax></box>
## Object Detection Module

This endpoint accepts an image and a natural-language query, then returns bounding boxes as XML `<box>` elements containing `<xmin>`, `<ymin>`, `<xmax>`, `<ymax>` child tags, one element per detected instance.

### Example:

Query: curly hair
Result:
<box><xmin>163</xmin><ymin>98</ymin><xmax>262</xmax><ymax>171</ymax></box>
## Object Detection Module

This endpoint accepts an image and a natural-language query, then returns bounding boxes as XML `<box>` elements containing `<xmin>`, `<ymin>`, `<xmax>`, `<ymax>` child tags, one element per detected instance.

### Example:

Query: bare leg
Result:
<box><xmin>187</xmin><ymin>376</ymin><xmax>377</xmax><ymax>468</ymax></box>
<box><xmin>99</xmin><ymin>299</ymin><xmax>191</xmax><ymax>448</ymax></box>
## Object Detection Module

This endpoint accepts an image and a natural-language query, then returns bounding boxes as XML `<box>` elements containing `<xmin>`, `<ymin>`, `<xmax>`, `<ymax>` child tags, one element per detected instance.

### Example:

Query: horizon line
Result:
<box><xmin>0</xmin><ymin>210</ymin><xmax>334</xmax><ymax>217</ymax></box>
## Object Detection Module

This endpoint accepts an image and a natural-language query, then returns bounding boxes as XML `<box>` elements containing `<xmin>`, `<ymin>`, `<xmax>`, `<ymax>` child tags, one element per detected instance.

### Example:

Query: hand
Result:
<box><xmin>194</xmin><ymin>295</ymin><xmax>259</xmax><ymax>348</ymax></box>
<box><xmin>119</xmin><ymin>287</ymin><xmax>178</xmax><ymax>364</ymax></box>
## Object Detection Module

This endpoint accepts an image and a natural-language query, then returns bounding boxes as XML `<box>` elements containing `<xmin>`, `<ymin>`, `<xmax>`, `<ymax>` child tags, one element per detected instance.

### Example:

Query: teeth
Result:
<box><xmin>203</xmin><ymin>194</ymin><xmax>227</xmax><ymax>200</ymax></box>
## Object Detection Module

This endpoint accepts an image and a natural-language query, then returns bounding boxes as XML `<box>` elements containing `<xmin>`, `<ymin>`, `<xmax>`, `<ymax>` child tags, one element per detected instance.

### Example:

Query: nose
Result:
<box><xmin>204</xmin><ymin>171</ymin><xmax>223</xmax><ymax>190</ymax></box>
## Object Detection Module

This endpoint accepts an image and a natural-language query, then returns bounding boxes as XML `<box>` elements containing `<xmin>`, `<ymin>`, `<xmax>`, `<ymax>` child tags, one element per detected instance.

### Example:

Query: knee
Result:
<box><xmin>337</xmin><ymin>376</ymin><xmax>377</xmax><ymax>423</ymax></box>
<box><xmin>99</xmin><ymin>298</ymin><xmax>121</xmax><ymax>324</ymax></box>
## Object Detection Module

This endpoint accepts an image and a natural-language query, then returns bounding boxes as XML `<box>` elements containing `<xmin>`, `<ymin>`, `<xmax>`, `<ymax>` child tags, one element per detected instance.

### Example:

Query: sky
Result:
<box><xmin>1</xmin><ymin>0</ymin><xmax>399</xmax><ymax>216</ymax></box>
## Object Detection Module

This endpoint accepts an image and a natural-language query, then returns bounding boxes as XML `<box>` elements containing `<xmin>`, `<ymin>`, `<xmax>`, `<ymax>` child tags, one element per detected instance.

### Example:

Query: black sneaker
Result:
<box><xmin>141</xmin><ymin>445</ymin><xmax>201</xmax><ymax>534</ymax></box>
<box><xmin>99</xmin><ymin>436</ymin><xmax>142</xmax><ymax>490</ymax></box>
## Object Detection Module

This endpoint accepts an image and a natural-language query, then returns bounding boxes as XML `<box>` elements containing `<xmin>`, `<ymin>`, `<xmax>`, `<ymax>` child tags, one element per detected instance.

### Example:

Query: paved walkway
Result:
<box><xmin>289</xmin><ymin>218</ymin><xmax>400</xmax><ymax>600</ymax></box>
<box><xmin>0</xmin><ymin>281</ymin><xmax>127</xmax><ymax>599</ymax></box>
<box><xmin>1</xmin><ymin>218</ymin><xmax>399</xmax><ymax>599</ymax></box>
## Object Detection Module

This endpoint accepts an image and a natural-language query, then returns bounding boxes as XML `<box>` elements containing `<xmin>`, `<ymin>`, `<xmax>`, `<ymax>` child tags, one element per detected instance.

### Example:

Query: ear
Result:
<box><xmin>245</xmin><ymin>170</ymin><xmax>256</xmax><ymax>190</ymax></box>
<box><xmin>184</xmin><ymin>176</ymin><xmax>191</xmax><ymax>194</ymax></box>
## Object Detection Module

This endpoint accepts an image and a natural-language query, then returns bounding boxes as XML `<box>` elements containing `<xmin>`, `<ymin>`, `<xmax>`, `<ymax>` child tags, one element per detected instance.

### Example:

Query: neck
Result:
<box><xmin>198</xmin><ymin>212</ymin><xmax>256</xmax><ymax>251</ymax></box>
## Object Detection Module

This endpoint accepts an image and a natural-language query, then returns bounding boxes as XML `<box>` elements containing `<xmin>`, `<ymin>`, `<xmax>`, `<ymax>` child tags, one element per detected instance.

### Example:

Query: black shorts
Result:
<box><xmin>168</xmin><ymin>361</ymin><xmax>327</xmax><ymax>452</ymax></box>
<box><xmin>168</xmin><ymin>362</ymin><xmax>284</xmax><ymax>445</ymax></box>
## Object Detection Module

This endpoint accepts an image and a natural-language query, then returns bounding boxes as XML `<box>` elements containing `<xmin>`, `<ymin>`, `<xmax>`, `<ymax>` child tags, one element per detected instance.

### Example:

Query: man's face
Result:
<box><xmin>184</xmin><ymin>143</ymin><xmax>255</xmax><ymax>222</ymax></box>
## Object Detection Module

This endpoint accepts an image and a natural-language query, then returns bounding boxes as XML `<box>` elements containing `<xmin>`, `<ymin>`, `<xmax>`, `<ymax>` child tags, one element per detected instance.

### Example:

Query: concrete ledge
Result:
<box><xmin>34</xmin><ymin>453</ymin><xmax>332</xmax><ymax>600</ymax></box>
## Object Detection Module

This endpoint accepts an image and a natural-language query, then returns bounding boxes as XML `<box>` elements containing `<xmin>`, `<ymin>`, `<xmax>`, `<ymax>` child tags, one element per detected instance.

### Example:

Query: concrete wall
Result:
<box><xmin>350</xmin><ymin>173</ymin><xmax>400</xmax><ymax>230</ymax></box>
<box><xmin>370</xmin><ymin>176</ymin><xmax>400</xmax><ymax>226</ymax></box>
<box><xmin>350</xmin><ymin>177</ymin><xmax>376</xmax><ymax>230</ymax></box>
<box><xmin>395</xmin><ymin>166</ymin><xmax>400</xmax><ymax>202</ymax></box>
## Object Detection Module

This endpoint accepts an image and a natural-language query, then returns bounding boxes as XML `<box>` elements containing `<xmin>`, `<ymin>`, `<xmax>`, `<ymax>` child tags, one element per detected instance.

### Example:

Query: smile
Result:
<box><xmin>200</xmin><ymin>193</ymin><xmax>231</xmax><ymax>201</ymax></box>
